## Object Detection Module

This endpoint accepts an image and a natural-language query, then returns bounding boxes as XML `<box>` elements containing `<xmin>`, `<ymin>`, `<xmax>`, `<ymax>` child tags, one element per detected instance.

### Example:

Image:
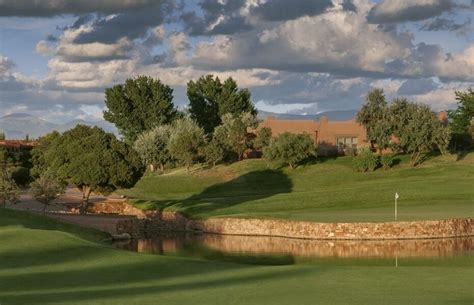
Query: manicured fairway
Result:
<box><xmin>0</xmin><ymin>209</ymin><xmax>473</xmax><ymax>305</ymax></box>
<box><xmin>121</xmin><ymin>152</ymin><xmax>474</xmax><ymax>222</ymax></box>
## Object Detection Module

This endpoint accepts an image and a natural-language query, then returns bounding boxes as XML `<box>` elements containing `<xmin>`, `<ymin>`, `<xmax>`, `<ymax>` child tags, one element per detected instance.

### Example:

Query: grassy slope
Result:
<box><xmin>0</xmin><ymin>210</ymin><xmax>473</xmax><ymax>305</ymax></box>
<box><xmin>121</xmin><ymin>152</ymin><xmax>474</xmax><ymax>222</ymax></box>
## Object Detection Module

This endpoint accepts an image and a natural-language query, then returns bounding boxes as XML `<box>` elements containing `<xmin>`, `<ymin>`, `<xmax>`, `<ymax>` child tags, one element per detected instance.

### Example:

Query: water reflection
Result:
<box><xmin>114</xmin><ymin>233</ymin><xmax>473</xmax><ymax>261</ymax></box>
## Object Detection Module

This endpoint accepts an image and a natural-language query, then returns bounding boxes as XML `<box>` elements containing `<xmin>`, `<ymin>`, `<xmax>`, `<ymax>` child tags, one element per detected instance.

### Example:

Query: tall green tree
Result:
<box><xmin>104</xmin><ymin>76</ymin><xmax>178</xmax><ymax>143</ymax></box>
<box><xmin>264</xmin><ymin>132</ymin><xmax>317</xmax><ymax>169</ymax></box>
<box><xmin>448</xmin><ymin>88</ymin><xmax>474</xmax><ymax>149</ymax></box>
<box><xmin>168</xmin><ymin>118</ymin><xmax>206</xmax><ymax>171</ymax></box>
<box><xmin>134</xmin><ymin>125</ymin><xmax>172</xmax><ymax>173</ymax></box>
<box><xmin>187</xmin><ymin>75</ymin><xmax>256</xmax><ymax>133</ymax></box>
<box><xmin>253</xmin><ymin>127</ymin><xmax>272</xmax><ymax>151</ymax></box>
<box><xmin>41</xmin><ymin>125</ymin><xmax>144</xmax><ymax>213</ymax></box>
<box><xmin>390</xmin><ymin>102</ymin><xmax>450</xmax><ymax>166</ymax></box>
<box><xmin>357</xmin><ymin>89</ymin><xmax>392</xmax><ymax>154</ymax></box>
<box><xmin>0</xmin><ymin>132</ymin><xmax>5</xmax><ymax>141</ymax></box>
<box><xmin>214</xmin><ymin>112</ymin><xmax>258</xmax><ymax>161</ymax></box>
<box><xmin>31</xmin><ymin>131</ymin><xmax>61</xmax><ymax>179</ymax></box>
<box><xmin>0</xmin><ymin>148</ymin><xmax>19</xmax><ymax>208</ymax></box>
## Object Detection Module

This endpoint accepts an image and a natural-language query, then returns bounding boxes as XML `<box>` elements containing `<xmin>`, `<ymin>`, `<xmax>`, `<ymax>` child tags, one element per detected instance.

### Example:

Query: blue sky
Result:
<box><xmin>0</xmin><ymin>0</ymin><xmax>473</xmax><ymax>123</ymax></box>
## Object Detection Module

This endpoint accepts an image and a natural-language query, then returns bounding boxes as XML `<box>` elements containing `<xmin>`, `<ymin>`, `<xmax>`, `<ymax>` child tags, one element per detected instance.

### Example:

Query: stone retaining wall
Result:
<box><xmin>115</xmin><ymin>206</ymin><xmax>473</xmax><ymax>240</ymax></box>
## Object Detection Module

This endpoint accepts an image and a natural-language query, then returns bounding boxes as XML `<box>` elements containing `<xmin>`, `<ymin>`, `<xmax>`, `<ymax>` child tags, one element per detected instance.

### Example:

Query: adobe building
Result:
<box><xmin>257</xmin><ymin>116</ymin><xmax>368</xmax><ymax>155</ymax></box>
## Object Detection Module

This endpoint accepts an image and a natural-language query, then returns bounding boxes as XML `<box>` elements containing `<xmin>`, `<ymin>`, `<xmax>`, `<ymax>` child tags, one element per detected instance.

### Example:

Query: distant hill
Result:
<box><xmin>0</xmin><ymin>114</ymin><xmax>117</xmax><ymax>139</ymax></box>
<box><xmin>257</xmin><ymin>109</ymin><xmax>358</xmax><ymax>121</ymax></box>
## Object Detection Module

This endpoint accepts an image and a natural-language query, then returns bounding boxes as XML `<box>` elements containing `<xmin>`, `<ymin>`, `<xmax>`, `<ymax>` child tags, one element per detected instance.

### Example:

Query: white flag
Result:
<box><xmin>395</xmin><ymin>192</ymin><xmax>399</xmax><ymax>199</ymax></box>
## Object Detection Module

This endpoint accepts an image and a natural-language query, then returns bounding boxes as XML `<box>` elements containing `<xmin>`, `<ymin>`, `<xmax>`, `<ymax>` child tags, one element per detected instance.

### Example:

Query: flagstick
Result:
<box><xmin>395</xmin><ymin>195</ymin><xmax>397</xmax><ymax>221</ymax></box>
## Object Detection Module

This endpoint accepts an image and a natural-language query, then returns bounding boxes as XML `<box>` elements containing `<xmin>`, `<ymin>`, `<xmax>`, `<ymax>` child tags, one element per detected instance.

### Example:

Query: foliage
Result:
<box><xmin>0</xmin><ymin>148</ymin><xmax>19</xmax><ymax>208</ymax></box>
<box><xmin>31</xmin><ymin>131</ymin><xmax>61</xmax><ymax>179</ymax></box>
<box><xmin>11</xmin><ymin>167</ymin><xmax>31</xmax><ymax>187</ymax></box>
<box><xmin>213</xmin><ymin>112</ymin><xmax>258</xmax><ymax>161</ymax></box>
<box><xmin>168</xmin><ymin>118</ymin><xmax>206</xmax><ymax>171</ymax></box>
<box><xmin>352</xmin><ymin>147</ymin><xmax>379</xmax><ymax>172</ymax></box>
<box><xmin>448</xmin><ymin>88</ymin><xmax>474</xmax><ymax>150</ymax></box>
<box><xmin>356</xmin><ymin>89</ymin><xmax>392</xmax><ymax>154</ymax></box>
<box><xmin>253</xmin><ymin>127</ymin><xmax>272</xmax><ymax>151</ymax></box>
<box><xmin>0</xmin><ymin>132</ymin><xmax>5</xmax><ymax>140</ymax></box>
<box><xmin>380</xmin><ymin>154</ymin><xmax>394</xmax><ymax>170</ymax></box>
<box><xmin>344</xmin><ymin>146</ymin><xmax>357</xmax><ymax>157</ymax></box>
<box><xmin>104</xmin><ymin>76</ymin><xmax>178</xmax><ymax>143</ymax></box>
<box><xmin>200</xmin><ymin>138</ymin><xmax>225</xmax><ymax>168</ymax></box>
<box><xmin>134</xmin><ymin>125</ymin><xmax>172</xmax><ymax>173</ymax></box>
<box><xmin>264</xmin><ymin>132</ymin><xmax>316</xmax><ymax>169</ymax></box>
<box><xmin>40</xmin><ymin>125</ymin><xmax>144</xmax><ymax>213</ymax></box>
<box><xmin>30</xmin><ymin>174</ymin><xmax>66</xmax><ymax>214</ymax></box>
<box><xmin>187</xmin><ymin>75</ymin><xmax>256</xmax><ymax>133</ymax></box>
<box><xmin>390</xmin><ymin>102</ymin><xmax>450</xmax><ymax>166</ymax></box>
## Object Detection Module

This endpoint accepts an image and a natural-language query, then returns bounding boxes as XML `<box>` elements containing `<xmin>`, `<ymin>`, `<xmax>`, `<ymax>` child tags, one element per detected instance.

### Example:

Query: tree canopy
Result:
<box><xmin>264</xmin><ymin>132</ymin><xmax>316</xmax><ymax>169</ymax></box>
<box><xmin>357</xmin><ymin>88</ymin><xmax>392</xmax><ymax>154</ymax></box>
<box><xmin>187</xmin><ymin>75</ymin><xmax>256</xmax><ymax>133</ymax></box>
<box><xmin>168</xmin><ymin>118</ymin><xmax>206</xmax><ymax>171</ymax></box>
<box><xmin>134</xmin><ymin>125</ymin><xmax>172</xmax><ymax>173</ymax></box>
<box><xmin>448</xmin><ymin>88</ymin><xmax>474</xmax><ymax>149</ymax></box>
<box><xmin>104</xmin><ymin>76</ymin><xmax>178</xmax><ymax>143</ymax></box>
<box><xmin>40</xmin><ymin>125</ymin><xmax>144</xmax><ymax>213</ymax></box>
<box><xmin>0</xmin><ymin>148</ymin><xmax>19</xmax><ymax>208</ymax></box>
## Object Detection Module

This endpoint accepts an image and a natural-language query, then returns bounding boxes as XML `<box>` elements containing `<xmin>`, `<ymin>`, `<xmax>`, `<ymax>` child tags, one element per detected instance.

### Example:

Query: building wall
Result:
<box><xmin>257</xmin><ymin>116</ymin><xmax>368</xmax><ymax>154</ymax></box>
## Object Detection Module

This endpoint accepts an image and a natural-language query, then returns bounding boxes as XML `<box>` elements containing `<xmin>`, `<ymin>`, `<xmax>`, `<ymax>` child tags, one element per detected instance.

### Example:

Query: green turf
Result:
<box><xmin>120</xmin><ymin>152</ymin><xmax>474</xmax><ymax>222</ymax></box>
<box><xmin>0</xmin><ymin>210</ymin><xmax>473</xmax><ymax>305</ymax></box>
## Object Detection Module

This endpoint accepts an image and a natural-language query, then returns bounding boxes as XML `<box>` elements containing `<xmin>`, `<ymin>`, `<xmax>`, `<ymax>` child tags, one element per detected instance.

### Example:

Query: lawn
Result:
<box><xmin>0</xmin><ymin>209</ymin><xmax>472</xmax><ymax>305</ymax></box>
<box><xmin>120</xmin><ymin>152</ymin><xmax>474</xmax><ymax>222</ymax></box>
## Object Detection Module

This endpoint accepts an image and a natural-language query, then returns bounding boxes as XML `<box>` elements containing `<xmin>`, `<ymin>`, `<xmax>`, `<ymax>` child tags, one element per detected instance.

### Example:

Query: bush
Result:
<box><xmin>344</xmin><ymin>146</ymin><xmax>357</xmax><ymax>157</ymax></box>
<box><xmin>12</xmin><ymin>167</ymin><xmax>31</xmax><ymax>187</ymax></box>
<box><xmin>352</xmin><ymin>147</ymin><xmax>379</xmax><ymax>172</ymax></box>
<box><xmin>264</xmin><ymin>132</ymin><xmax>316</xmax><ymax>169</ymax></box>
<box><xmin>380</xmin><ymin>153</ymin><xmax>394</xmax><ymax>170</ymax></box>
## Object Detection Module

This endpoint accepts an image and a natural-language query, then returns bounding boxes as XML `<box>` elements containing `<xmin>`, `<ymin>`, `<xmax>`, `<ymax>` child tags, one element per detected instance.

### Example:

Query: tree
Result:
<box><xmin>390</xmin><ymin>102</ymin><xmax>450</xmax><ymax>166</ymax></box>
<box><xmin>134</xmin><ymin>125</ymin><xmax>172</xmax><ymax>173</ymax></box>
<box><xmin>30</xmin><ymin>174</ymin><xmax>66</xmax><ymax>214</ymax></box>
<box><xmin>187</xmin><ymin>75</ymin><xmax>256</xmax><ymax>133</ymax></box>
<box><xmin>264</xmin><ymin>132</ymin><xmax>316</xmax><ymax>169</ymax></box>
<box><xmin>357</xmin><ymin>89</ymin><xmax>392</xmax><ymax>154</ymax></box>
<box><xmin>168</xmin><ymin>118</ymin><xmax>206</xmax><ymax>171</ymax></box>
<box><xmin>200</xmin><ymin>138</ymin><xmax>224</xmax><ymax>168</ymax></box>
<box><xmin>253</xmin><ymin>127</ymin><xmax>272</xmax><ymax>150</ymax></box>
<box><xmin>31</xmin><ymin>131</ymin><xmax>61</xmax><ymax>179</ymax></box>
<box><xmin>0</xmin><ymin>132</ymin><xmax>5</xmax><ymax>141</ymax></box>
<box><xmin>448</xmin><ymin>88</ymin><xmax>474</xmax><ymax>149</ymax></box>
<box><xmin>213</xmin><ymin>112</ymin><xmax>258</xmax><ymax>161</ymax></box>
<box><xmin>0</xmin><ymin>148</ymin><xmax>19</xmax><ymax>208</ymax></box>
<box><xmin>104</xmin><ymin>76</ymin><xmax>178</xmax><ymax>143</ymax></box>
<box><xmin>41</xmin><ymin>125</ymin><xmax>144</xmax><ymax>214</ymax></box>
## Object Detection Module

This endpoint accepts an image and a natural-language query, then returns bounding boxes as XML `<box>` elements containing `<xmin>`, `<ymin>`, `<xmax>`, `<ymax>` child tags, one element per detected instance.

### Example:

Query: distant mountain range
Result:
<box><xmin>0</xmin><ymin>113</ymin><xmax>117</xmax><ymax>139</ymax></box>
<box><xmin>0</xmin><ymin>110</ymin><xmax>358</xmax><ymax>139</ymax></box>
<box><xmin>257</xmin><ymin>109</ymin><xmax>358</xmax><ymax>121</ymax></box>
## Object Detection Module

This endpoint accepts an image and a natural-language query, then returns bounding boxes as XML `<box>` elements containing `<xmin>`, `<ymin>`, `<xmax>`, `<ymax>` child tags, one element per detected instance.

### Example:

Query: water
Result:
<box><xmin>114</xmin><ymin>233</ymin><xmax>473</xmax><ymax>265</ymax></box>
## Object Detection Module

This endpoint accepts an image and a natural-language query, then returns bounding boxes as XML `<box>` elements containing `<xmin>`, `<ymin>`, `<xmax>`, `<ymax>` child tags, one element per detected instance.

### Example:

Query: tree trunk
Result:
<box><xmin>43</xmin><ymin>203</ymin><xmax>47</xmax><ymax>215</ymax></box>
<box><xmin>149</xmin><ymin>164</ymin><xmax>155</xmax><ymax>172</ymax></box>
<box><xmin>80</xmin><ymin>186</ymin><xmax>92</xmax><ymax>215</ymax></box>
<box><xmin>1</xmin><ymin>197</ymin><xmax>5</xmax><ymax>208</ymax></box>
<box><xmin>159</xmin><ymin>163</ymin><xmax>164</xmax><ymax>173</ymax></box>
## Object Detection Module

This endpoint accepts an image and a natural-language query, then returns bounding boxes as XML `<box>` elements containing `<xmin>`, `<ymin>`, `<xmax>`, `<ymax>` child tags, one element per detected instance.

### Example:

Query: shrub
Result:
<box><xmin>344</xmin><ymin>146</ymin><xmax>357</xmax><ymax>157</ymax></box>
<box><xmin>380</xmin><ymin>153</ymin><xmax>394</xmax><ymax>170</ymax></box>
<box><xmin>264</xmin><ymin>132</ymin><xmax>316</xmax><ymax>169</ymax></box>
<box><xmin>352</xmin><ymin>147</ymin><xmax>379</xmax><ymax>172</ymax></box>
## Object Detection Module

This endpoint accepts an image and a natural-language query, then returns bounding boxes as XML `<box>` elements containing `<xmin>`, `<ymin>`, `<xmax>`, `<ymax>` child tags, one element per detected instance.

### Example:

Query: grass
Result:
<box><xmin>0</xmin><ymin>209</ymin><xmax>473</xmax><ymax>305</ymax></box>
<box><xmin>120</xmin><ymin>152</ymin><xmax>474</xmax><ymax>222</ymax></box>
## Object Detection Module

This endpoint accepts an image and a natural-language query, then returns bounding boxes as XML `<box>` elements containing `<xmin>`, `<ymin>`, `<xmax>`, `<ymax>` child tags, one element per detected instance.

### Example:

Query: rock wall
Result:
<box><xmin>115</xmin><ymin>205</ymin><xmax>473</xmax><ymax>240</ymax></box>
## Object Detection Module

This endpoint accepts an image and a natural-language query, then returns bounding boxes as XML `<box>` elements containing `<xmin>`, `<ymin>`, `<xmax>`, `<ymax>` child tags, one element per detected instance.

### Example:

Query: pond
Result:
<box><xmin>114</xmin><ymin>233</ymin><xmax>473</xmax><ymax>266</ymax></box>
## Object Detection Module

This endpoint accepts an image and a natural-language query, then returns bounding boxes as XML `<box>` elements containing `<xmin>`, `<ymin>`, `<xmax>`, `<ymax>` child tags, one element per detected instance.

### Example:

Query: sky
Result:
<box><xmin>0</xmin><ymin>0</ymin><xmax>473</xmax><ymax>123</ymax></box>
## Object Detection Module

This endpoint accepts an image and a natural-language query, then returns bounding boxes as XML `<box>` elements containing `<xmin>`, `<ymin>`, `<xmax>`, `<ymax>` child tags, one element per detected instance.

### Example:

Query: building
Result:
<box><xmin>257</xmin><ymin>116</ymin><xmax>368</xmax><ymax>155</ymax></box>
<box><xmin>0</xmin><ymin>140</ymin><xmax>36</xmax><ymax>150</ymax></box>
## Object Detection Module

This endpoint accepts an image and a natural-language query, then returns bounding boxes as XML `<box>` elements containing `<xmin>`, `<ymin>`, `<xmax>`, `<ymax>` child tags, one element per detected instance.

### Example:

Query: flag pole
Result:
<box><xmin>395</xmin><ymin>192</ymin><xmax>399</xmax><ymax>221</ymax></box>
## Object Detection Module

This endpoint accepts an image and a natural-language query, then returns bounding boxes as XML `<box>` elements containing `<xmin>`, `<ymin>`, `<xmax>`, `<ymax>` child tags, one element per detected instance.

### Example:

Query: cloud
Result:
<box><xmin>419</xmin><ymin>17</ymin><xmax>471</xmax><ymax>31</ymax></box>
<box><xmin>251</xmin><ymin>0</ymin><xmax>334</xmax><ymax>21</ymax></box>
<box><xmin>367</xmin><ymin>0</ymin><xmax>455</xmax><ymax>24</ymax></box>
<box><xmin>397</xmin><ymin>78</ymin><xmax>438</xmax><ymax>95</ymax></box>
<box><xmin>0</xmin><ymin>55</ymin><xmax>15</xmax><ymax>74</ymax></box>
<box><xmin>73</xmin><ymin>2</ymin><xmax>175</xmax><ymax>44</ymax></box>
<box><xmin>0</xmin><ymin>0</ymin><xmax>160</xmax><ymax>17</ymax></box>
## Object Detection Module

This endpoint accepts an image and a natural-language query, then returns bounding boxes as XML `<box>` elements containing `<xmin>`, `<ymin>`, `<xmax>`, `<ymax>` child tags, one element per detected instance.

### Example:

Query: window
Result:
<box><xmin>336</xmin><ymin>137</ymin><xmax>358</xmax><ymax>148</ymax></box>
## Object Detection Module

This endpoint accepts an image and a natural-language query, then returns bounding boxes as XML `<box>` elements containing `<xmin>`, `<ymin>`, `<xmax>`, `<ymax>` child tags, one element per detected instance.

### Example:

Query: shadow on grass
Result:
<box><xmin>148</xmin><ymin>169</ymin><xmax>293</xmax><ymax>218</ymax></box>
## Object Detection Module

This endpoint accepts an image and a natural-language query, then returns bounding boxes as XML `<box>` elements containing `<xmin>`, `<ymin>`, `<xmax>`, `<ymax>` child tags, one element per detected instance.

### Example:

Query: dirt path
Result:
<box><xmin>7</xmin><ymin>187</ymin><xmax>134</xmax><ymax>235</ymax></box>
